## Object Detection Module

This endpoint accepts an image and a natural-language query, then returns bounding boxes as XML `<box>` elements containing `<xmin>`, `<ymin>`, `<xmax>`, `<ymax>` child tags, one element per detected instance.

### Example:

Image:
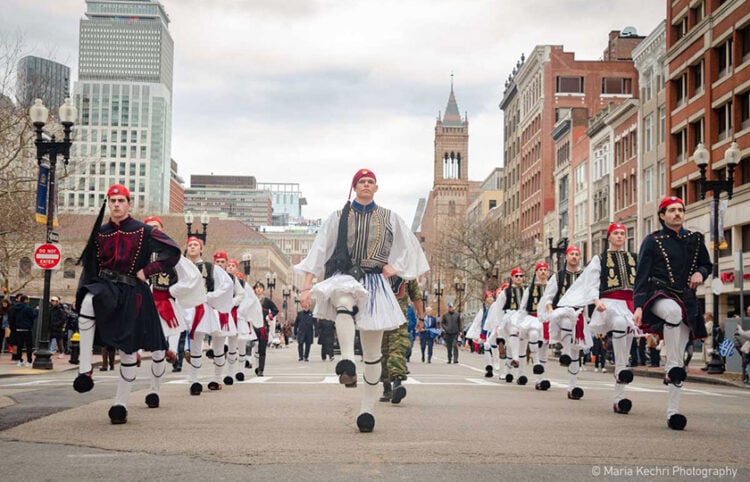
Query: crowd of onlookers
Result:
<box><xmin>1</xmin><ymin>293</ymin><xmax>79</xmax><ymax>367</ymax></box>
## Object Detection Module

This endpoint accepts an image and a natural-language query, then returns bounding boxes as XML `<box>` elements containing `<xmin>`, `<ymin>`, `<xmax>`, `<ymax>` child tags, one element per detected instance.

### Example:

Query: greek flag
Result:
<box><xmin>719</xmin><ymin>338</ymin><xmax>735</xmax><ymax>357</ymax></box>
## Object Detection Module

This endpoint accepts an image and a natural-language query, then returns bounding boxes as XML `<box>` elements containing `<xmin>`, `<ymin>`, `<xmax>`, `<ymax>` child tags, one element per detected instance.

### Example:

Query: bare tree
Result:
<box><xmin>0</xmin><ymin>32</ymin><xmax>47</xmax><ymax>295</ymax></box>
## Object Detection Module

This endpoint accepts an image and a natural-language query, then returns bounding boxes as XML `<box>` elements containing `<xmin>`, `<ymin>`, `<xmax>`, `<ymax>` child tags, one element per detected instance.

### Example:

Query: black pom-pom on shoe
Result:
<box><xmin>559</xmin><ymin>354</ymin><xmax>572</xmax><ymax>366</ymax></box>
<box><xmin>190</xmin><ymin>382</ymin><xmax>203</xmax><ymax>396</ymax></box>
<box><xmin>517</xmin><ymin>375</ymin><xmax>528</xmax><ymax>386</ymax></box>
<box><xmin>235</xmin><ymin>372</ymin><xmax>245</xmax><ymax>382</ymax></box>
<box><xmin>145</xmin><ymin>393</ymin><xmax>160</xmax><ymax>408</ymax></box>
<box><xmin>617</xmin><ymin>369</ymin><xmax>634</xmax><ymax>384</ymax></box>
<box><xmin>613</xmin><ymin>398</ymin><xmax>632</xmax><ymax>414</ymax></box>
<box><xmin>533</xmin><ymin>364</ymin><xmax>545</xmax><ymax>375</ymax></box>
<box><xmin>356</xmin><ymin>413</ymin><xmax>375</xmax><ymax>433</ymax></box>
<box><xmin>668</xmin><ymin>413</ymin><xmax>687</xmax><ymax>430</ymax></box>
<box><xmin>223</xmin><ymin>376</ymin><xmax>234</xmax><ymax>386</ymax></box>
<box><xmin>535</xmin><ymin>380</ymin><xmax>550</xmax><ymax>391</ymax></box>
<box><xmin>335</xmin><ymin>359</ymin><xmax>357</xmax><ymax>387</ymax></box>
<box><xmin>108</xmin><ymin>405</ymin><xmax>127</xmax><ymax>425</ymax></box>
<box><xmin>73</xmin><ymin>371</ymin><xmax>94</xmax><ymax>393</ymax></box>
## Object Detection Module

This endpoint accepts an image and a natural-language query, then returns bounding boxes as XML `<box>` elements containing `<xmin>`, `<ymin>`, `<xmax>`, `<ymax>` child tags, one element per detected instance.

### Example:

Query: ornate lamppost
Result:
<box><xmin>548</xmin><ymin>227</ymin><xmax>569</xmax><ymax>273</ymax></box>
<box><xmin>29</xmin><ymin>98</ymin><xmax>76</xmax><ymax>369</ymax></box>
<box><xmin>184</xmin><ymin>210</ymin><xmax>209</xmax><ymax>244</ymax></box>
<box><xmin>282</xmin><ymin>285</ymin><xmax>291</xmax><ymax>322</ymax></box>
<box><xmin>266</xmin><ymin>271</ymin><xmax>277</xmax><ymax>301</ymax></box>
<box><xmin>694</xmin><ymin>141</ymin><xmax>740</xmax><ymax>375</ymax></box>
<box><xmin>433</xmin><ymin>281</ymin><xmax>444</xmax><ymax>317</ymax></box>
<box><xmin>454</xmin><ymin>276</ymin><xmax>466</xmax><ymax>314</ymax></box>
<box><xmin>240</xmin><ymin>252</ymin><xmax>252</xmax><ymax>278</ymax></box>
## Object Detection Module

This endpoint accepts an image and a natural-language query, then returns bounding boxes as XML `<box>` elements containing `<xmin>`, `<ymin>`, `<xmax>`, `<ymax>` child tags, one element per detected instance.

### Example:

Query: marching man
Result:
<box><xmin>74</xmin><ymin>184</ymin><xmax>180</xmax><ymax>424</ymax></box>
<box><xmin>296</xmin><ymin>168</ymin><xmax>429</xmax><ymax>432</ymax></box>
<box><xmin>487</xmin><ymin>270</ymin><xmax>526</xmax><ymax>383</ymax></box>
<box><xmin>512</xmin><ymin>261</ymin><xmax>550</xmax><ymax>389</ymax></box>
<box><xmin>634</xmin><ymin>196</ymin><xmax>711</xmax><ymax>430</ymax></box>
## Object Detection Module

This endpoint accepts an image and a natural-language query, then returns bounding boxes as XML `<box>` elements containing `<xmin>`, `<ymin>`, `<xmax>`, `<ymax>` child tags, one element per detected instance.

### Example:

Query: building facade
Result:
<box><xmin>184</xmin><ymin>175</ymin><xmax>272</xmax><ymax>227</ymax></box>
<box><xmin>666</xmin><ymin>0</ymin><xmax>750</xmax><ymax>317</ymax></box>
<box><xmin>16</xmin><ymin>56</ymin><xmax>71</xmax><ymax>110</ymax></box>
<box><xmin>63</xmin><ymin>0</ymin><xmax>174</xmax><ymax>214</ymax></box>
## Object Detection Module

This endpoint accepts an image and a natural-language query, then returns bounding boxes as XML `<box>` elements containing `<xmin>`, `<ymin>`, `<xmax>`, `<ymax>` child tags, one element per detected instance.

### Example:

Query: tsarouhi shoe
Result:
<box><xmin>484</xmin><ymin>365</ymin><xmax>494</xmax><ymax>378</ymax></box>
<box><xmin>617</xmin><ymin>369</ymin><xmax>634</xmax><ymax>384</ymax></box>
<box><xmin>108</xmin><ymin>405</ymin><xmax>127</xmax><ymax>425</ymax></box>
<box><xmin>235</xmin><ymin>372</ymin><xmax>245</xmax><ymax>382</ymax></box>
<box><xmin>535</xmin><ymin>380</ymin><xmax>551</xmax><ymax>391</ymax></box>
<box><xmin>189</xmin><ymin>382</ymin><xmax>203</xmax><ymax>396</ymax></box>
<box><xmin>505</xmin><ymin>374</ymin><xmax>514</xmax><ymax>383</ymax></box>
<box><xmin>73</xmin><ymin>371</ymin><xmax>94</xmax><ymax>393</ymax></box>
<box><xmin>613</xmin><ymin>398</ymin><xmax>632</xmax><ymax>414</ymax></box>
<box><xmin>145</xmin><ymin>393</ymin><xmax>159</xmax><ymax>408</ymax></box>
<box><xmin>356</xmin><ymin>413</ymin><xmax>375</xmax><ymax>433</ymax></box>
<box><xmin>335</xmin><ymin>359</ymin><xmax>357</xmax><ymax>387</ymax></box>
<box><xmin>667</xmin><ymin>413</ymin><xmax>687</xmax><ymax>430</ymax></box>
<box><xmin>567</xmin><ymin>387</ymin><xmax>584</xmax><ymax>400</ymax></box>
<box><xmin>517</xmin><ymin>375</ymin><xmax>528</xmax><ymax>386</ymax></box>
<box><xmin>207</xmin><ymin>381</ymin><xmax>222</xmax><ymax>391</ymax></box>
<box><xmin>223</xmin><ymin>376</ymin><xmax>234</xmax><ymax>386</ymax></box>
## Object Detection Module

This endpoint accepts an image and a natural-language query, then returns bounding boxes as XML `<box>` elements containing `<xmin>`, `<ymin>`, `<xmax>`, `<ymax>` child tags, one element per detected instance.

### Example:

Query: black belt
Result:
<box><xmin>99</xmin><ymin>269</ymin><xmax>139</xmax><ymax>287</ymax></box>
<box><xmin>362</xmin><ymin>266</ymin><xmax>383</xmax><ymax>274</ymax></box>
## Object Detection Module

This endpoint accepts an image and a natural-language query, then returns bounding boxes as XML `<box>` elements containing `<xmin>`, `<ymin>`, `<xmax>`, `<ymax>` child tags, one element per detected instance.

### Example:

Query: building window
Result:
<box><xmin>741</xmin><ymin>24</ymin><xmax>750</xmax><ymax>62</ymax></box>
<box><xmin>488</xmin><ymin>199</ymin><xmax>497</xmax><ymax>210</ymax></box>
<box><xmin>675</xmin><ymin>73</ymin><xmax>688</xmax><ymax>106</ymax></box>
<box><xmin>716</xmin><ymin>38</ymin><xmax>734</xmax><ymax>79</ymax></box>
<box><xmin>691</xmin><ymin>61</ymin><xmax>703</xmax><ymax>96</ymax></box>
<box><xmin>673</xmin><ymin>128</ymin><xmax>688</xmax><ymax>163</ymax></box>
<box><xmin>690</xmin><ymin>117</ymin><xmax>704</xmax><ymax>150</ymax></box>
<box><xmin>674</xmin><ymin>16</ymin><xmax>688</xmax><ymax>41</ymax></box>
<box><xmin>740</xmin><ymin>91</ymin><xmax>750</xmax><ymax>130</ymax></box>
<box><xmin>659</xmin><ymin>106</ymin><xmax>666</xmax><ymax>143</ymax></box>
<box><xmin>63</xmin><ymin>258</ymin><xmax>76</xmax><ymax>279</ymax></box>
<box><xmin>644</xmin><ymin>114</ymin><xmax>653</xmax><ymax>152</ymax></box>
<box><xmin>644</xmin><ymin>166</ymin><xmax>654</xmax><ymax>203</ymax></box>
<box><xmin>715</xmin><ymin>101</ymin><xmax>733</xmax><ymax>141</ymax></box>
<box><xmin>556</xmin><ymin>76</ymin><xmax>584</xmax><ymax>94</ymax></box>
<box><xmin>627</xmin><ymin>227</ymin><xmax>635</xmax><ymax>252</ymax></box>
<box><xmin>602</xmin><ymin>77</ymin><xmax>632</xmax><ymax>95</ymax></box>
<box><xmin>690</xmin><ymin>2</ymin><xmax>705</xmax><ymax>24</ymax></box>
<box><xmin>657</xmin><ymin>160</ymin><xmax>666</xmax><ymax>197</ymax></box>
<box><xmin>642</xmin><ymin>70</ymin><xmax>652</xmax><ymax>101</ymax></box>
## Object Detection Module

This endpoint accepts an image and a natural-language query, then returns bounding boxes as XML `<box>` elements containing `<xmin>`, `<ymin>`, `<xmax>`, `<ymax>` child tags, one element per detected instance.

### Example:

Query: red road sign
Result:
<box><xmin>33</xmin><ymin>243</ymin><xmax>62</xmax><ymax>270</ymax></box>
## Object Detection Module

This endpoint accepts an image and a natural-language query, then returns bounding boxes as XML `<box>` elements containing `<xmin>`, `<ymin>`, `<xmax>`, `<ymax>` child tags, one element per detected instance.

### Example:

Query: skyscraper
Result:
<box><xmin>63</xmin><ymin>0</ymin><xmax>174</xmax><ymax>214</ymax></box>
<box><xmin>16</xmin><ymin>56</ymin><xmax>71</xmax><ymax>110</ymax></box>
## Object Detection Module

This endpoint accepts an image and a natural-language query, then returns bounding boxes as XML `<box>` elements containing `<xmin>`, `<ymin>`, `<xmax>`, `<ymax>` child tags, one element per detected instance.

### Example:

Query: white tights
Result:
<box><xmin>651</xmin><ymin>298</ymin><xmax>690</xmax><ymax>418</ymax></box>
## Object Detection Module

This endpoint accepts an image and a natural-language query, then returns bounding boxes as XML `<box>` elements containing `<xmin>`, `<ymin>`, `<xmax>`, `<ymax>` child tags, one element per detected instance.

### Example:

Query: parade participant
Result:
<box><xmin>220</xmin><ymin>258</ymin><xmax>247</xmax><ymax>384</ymax></box>
<box><xmin>465</xmin><ymin>290</ymin><xmax>496</xmax><ymax>377</ymax></box>
<box><xmin>183</xmin><ymin>238</ymin><xmax>233</xmax><ymax>395</ymax></box>
<box><xmin>487</xmin><ymin>272</ymin><xmax>525</xmax><ymax>383</ymax></box>
<box><xmin>555</xmin><ymin>225</ymin><xmax>639</xmax><ymax>411</ymax></box>
<box><xmin>74</xmin><ymin>184</ymin><xmax>180</xmax><ymax>424</ymax></box>
<box><xmin>296</xmin><ymin>168</ymin><xmax>429</xmax><ymax>433</ymax></box>
<box><xmin>143</xmin><ymin>215</ymin><xmax>204</xmax><ymax>408</ymax></box>
<box><xmin>232</xmin><ymin>261</ymin><xmax>263</xmax><ymax>381</ymax></box>
<box><xmin>380</xmin><ymin>277</ymin><xmax>423</xmax><ymax>404</ymax></box>
<box><xmin>252</xmin><ymin>281</ymin><xmax>278</xmax><ymax>377</ymax></box>
<box><xmin>544</xmin><ymin>245</ymin><xmax>585</xmax><ymax>398</ymax></box>
<box><xmin>633</xmin><ymin>196</ymin><xmax>711</xmax><ymax>430</ymax></box>
<box><xmin>512</xmin><ymin>261</ymin><xmax>550</xmax><ymax>388</ymax></box>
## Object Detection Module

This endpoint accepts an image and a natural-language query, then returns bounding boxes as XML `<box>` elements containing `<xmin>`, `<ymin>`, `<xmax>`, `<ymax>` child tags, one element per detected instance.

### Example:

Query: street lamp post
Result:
<box><xmin>240</xmin><ymin>252</ymin><xmax>252</xmax><ymax>278</ymax></box>
<box><xmin>29</xmin><ymin>98</ymin><xmax>76</xmax><ymax>370</ymax></box>
<box><xmin>433</xmin><ymin>281</ymin><xmax>444</xmax><ymax>317</ymax></box>
<box><xmin>184</xmin><ymin>210</ymin><xmax>210</xmax><ymax>244</ymax></box>
<box><xmin>694</xmin><ymin>141</ymin><xmax>740</xmax><ymax>375</ymax></box>
<box><xmin>453</xmin><ymin>277</ymin><xmax>466</xmax><ymax>314</ymax></box>
<box><xmin>282</xmin><ymin>285</ymin><xmax>291</xmax><ymax>322</ymax></box>
<box><xmin>548</xmin><ymin>227</ymin><xmax>569</xmax><ymax>273</ymax></box>
<box><xmin>294</xmin><ymin>290</ymin><xmax>300</xmax><ymax>314</ymax></box>
<box><xmin>266</xmin><ymin>271</ymin><xmax>277</xmax><ymax>301</ymax></box>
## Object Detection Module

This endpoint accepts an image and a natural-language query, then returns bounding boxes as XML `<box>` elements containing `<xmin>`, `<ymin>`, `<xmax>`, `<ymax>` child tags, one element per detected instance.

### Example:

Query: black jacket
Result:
<box><xmin>13</xmin><ymin>302</ymin><xmax>37</xmax><ymax>331</ymax></box>
<box><xmin>294</xmin><ymin>310</ymin><xmax>316</xmax><ymax>338</ymax></box>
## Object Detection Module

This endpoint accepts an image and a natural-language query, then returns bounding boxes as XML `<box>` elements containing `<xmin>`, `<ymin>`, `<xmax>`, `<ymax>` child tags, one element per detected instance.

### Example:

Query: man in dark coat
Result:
<box><xmin>634</xmin><ymin>196</ymin><xmax>711</xmax><ymax>431</ymax></box>
<box><xmin>74</xmin><ymin>184</ymin><xmax>180</xmax><ymax>425</ymax></box>
<box><xmin>317</xmin><ymin>319</ymin><xmax>336</xmax><ymax>361</ymax></box>
<box><xmin>294</xmin><ymin>307</ymin><xmax>316</xmax><ymax>361</ymax></box>
<box><xmin>253</xmin><ymin>282</ymin><xmax>279</xmax><ymax>376</ymax></box>
<box><xmin>13</xmin><ymin>295</ymin><xmax>37</xmax><ymax>366</ymax></box>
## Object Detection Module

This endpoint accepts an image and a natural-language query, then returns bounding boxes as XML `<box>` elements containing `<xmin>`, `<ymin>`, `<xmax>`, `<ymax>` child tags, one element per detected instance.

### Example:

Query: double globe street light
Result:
<box><xmin>693</xmin><ymin>141</ymin><xmax>741</xmax><ymax>375</ymax></box>
<box><xmin>184</xmin><ymin>210</ymin><xmax>209</xmax><ymax>244</ymax></box>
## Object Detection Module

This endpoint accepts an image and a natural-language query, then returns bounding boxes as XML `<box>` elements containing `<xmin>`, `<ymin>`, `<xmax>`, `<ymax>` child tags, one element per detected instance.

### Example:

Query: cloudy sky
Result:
<box><xmin>4</xmin><ymin>0</ymin><xmax>665</xmax><ymax>222</ymax></box>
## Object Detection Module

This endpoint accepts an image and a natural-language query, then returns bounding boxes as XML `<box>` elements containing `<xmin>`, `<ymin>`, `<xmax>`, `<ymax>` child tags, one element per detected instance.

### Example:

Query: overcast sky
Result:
<box><xmin>4</xmin><ymin>0</ymin><xmax>665</xmax><ymax>222</ymax></box>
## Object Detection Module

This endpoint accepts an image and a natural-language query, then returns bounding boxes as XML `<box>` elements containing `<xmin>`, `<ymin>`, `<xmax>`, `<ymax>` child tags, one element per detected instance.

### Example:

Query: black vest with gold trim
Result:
<box><xmin>599</xmin><ymin>250</ymin><xmax>637</xmax><ymax>294</ymax></box>
<box><xmin>502</xmin><ymin>286</ymin><xmax>524</xmax><ymax>311</ymax></box>
<box><xmin>552</xmin><ymin>270</ymin><xmax>582</xmax><ymax>308</ymax></box>
<box><xmin>524</xmin><ymin>283</ymin><xmax>546</xmax><ymax>314</ymax></box>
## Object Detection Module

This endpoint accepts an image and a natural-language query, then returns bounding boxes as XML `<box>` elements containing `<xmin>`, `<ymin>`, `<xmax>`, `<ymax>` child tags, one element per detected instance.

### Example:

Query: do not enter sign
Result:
<box><xmin>34</xmin><ymin>243</ymin><xmax>62</xmax><ymax>270</ymax></box>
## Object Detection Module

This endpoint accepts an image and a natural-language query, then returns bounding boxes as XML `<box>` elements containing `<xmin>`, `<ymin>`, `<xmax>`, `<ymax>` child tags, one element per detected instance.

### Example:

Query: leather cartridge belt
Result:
<box><xmin>99</xmin><ymin>268</ymin><xmax>139</xmax><ymax>287</ymax></box>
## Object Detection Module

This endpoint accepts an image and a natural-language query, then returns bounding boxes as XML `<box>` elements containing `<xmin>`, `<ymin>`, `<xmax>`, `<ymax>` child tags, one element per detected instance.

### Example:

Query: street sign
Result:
<box><xmin>33</xmin><ymin>243</ymin><xmax>62</xmax><ymax>270</ymax></box>
<box><xmin>48</xmin><ymin>231</ymin><xmax>59</xmax><ymax>243</ymax></box>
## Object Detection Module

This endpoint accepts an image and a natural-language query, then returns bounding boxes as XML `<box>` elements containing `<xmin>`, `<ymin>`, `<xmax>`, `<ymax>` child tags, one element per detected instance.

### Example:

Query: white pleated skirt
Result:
<box><xmin>311</xmin><ymin>273</ymin><xmax>405</xmax><ymax>331</ymax></box>
<box><xmin>158</xmin><ymin>299</ymin><xmax>188</xmax><ymax>338</ymax></box>
<box><xmin>185</xmin><ymin>303</ymin><xmax>222</xmax><ymax>337</ymax></box>
<box><xmin>588</xmin><ymin>299</ymin><xmax>635</xmax><ymax>335</ymax></box>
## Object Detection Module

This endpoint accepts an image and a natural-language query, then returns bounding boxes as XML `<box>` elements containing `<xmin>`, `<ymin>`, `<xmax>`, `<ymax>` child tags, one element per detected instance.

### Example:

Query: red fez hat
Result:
<box><xmin>608</xmin><ymin>222</ymin><xmax>626</xmax><ymax>236</ymax></box>
<box><xmin>535</xmin><ymin>261</ymin><xmax>549</xmax><ymax>271</ymax></box>
<box><xmin>565</xmin><ymin>245</ymin><xmax>580</xmax><ymax>255</ymax></box>
<box><xmin>213</xmin><ymin>250</ymin><xmax>228</xmax><ymax>260</ymax></box>
<box><xmin>352</xmin><ymin>168</ymin><xmax>376</xmax><ymax>187</ymax></box>
<box><xmin>227</xmin><ymin>258</ymin><xmax>239</xmax><ymax>267</ymax></box>
<box><xmin>659</xmin><ymin>196</ymin><xmax>684</xmax><ymax>211</ymax></box>
<box><xmin>186</xmin><ymin>236</ymin><xmax>203</xmax><ymax>247</ymax></box>
<box><xmin>235</xmin><ymin>272</ymin><xmax>245</xmax><ymax>280</ymax></box>
<box><xmin>484</xmin><ymin>291</ymin><xmax>494</xmax><ymax>299</ymax></box>
<box><xmin>510</xmin><ymin>267</ymin><xmax>524</xmax><ymax>277</ymax></box>
<box><xmin>143</xmin><ymin>215</ymin><xmax>163</xmax><ymax>227</ymax></box>
<box><xmin>107</xmin><ymin>183</ymin><xmax>130</xmax><ymax>200</ymax></box>
<box><xmin>497</xmin><ymin>283</ymin><xmax>509</xmax><ymax>294</ymax></box>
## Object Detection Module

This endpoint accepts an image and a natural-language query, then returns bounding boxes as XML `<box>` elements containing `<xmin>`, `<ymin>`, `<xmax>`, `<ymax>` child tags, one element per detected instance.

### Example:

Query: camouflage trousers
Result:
<box><xmin>381</xmin><ymin>323</ymin><xmax>409</xmax><ymax>382</ymax></box>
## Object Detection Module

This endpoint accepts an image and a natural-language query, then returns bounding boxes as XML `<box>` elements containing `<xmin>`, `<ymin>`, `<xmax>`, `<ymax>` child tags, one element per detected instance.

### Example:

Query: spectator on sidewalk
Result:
<box><xmin>1</xmin><ymin>298</ymin><xmax>10</xmax><ymax>355</ymax></box>
<box><xmin>440</xmin><ymin>302</ymin><xmax>462</xmax><ymax>364</ymax></box>
<box><xmin>7</xmin><ymin>293</ymin><xmax>22</xmax><ymax>362</ymax></box>
<box><xmin>14</xmin><ymin>295</ymin><xmax>37</xmax><ymax>366</ymax></box>
<box><xmin>592</xmin><ymin>333</ymin><xmax>607</xmax><ymax>372</ymax></box>
<box><xmin>647</xmin><ymin>334</ymin><xmax>661</xmax><ymax>367</ymax></box>
<box><xmin>317</xmin><ymin>319</ymin><xmax>335</xmax><ymax>361</ymax></box>
<box><xmin>50</xmin><ymin>296</ymin><xmax>67</xmax><ymax>359</ymax></box>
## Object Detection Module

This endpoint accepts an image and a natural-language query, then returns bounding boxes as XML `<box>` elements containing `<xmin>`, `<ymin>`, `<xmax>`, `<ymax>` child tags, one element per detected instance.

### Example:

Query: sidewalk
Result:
<box><xmin>0</xmin><ymin>352</ymin><xmax>130</xmax><ymax>379</ymax></box>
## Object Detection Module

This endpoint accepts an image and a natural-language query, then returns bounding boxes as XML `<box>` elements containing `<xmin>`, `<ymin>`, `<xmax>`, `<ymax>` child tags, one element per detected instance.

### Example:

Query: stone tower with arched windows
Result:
<box><xmin>417</xmin><ymin>80</ymin><xmax>475</xmax><ymax>307</ymax></box>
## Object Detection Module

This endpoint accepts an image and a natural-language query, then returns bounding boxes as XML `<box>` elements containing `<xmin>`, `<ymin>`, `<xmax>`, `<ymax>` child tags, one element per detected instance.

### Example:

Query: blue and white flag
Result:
<box><xmin>719</xmin><ymin>338</ymin><xmax>735</xmax><ymax>357</ymax></box>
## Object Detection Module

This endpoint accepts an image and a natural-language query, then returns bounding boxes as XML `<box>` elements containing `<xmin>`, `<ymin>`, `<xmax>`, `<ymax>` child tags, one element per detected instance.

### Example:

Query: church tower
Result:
<box><xmin>434</xmin><ymin>77</ymin><xmax>469</xmax><ymax>185</ymax></box>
